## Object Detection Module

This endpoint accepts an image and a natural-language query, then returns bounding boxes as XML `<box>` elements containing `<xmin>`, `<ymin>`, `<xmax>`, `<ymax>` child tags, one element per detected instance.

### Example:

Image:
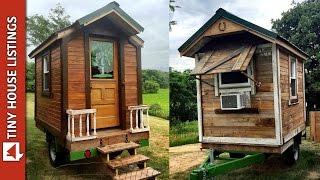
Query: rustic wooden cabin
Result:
<box><xmin>179</xmin><ymin>8</ymin><xmax>307</xmax><ymax>162</ymax></box>
<box><xmin>29</xmin><ymin>2</ymin><xmax>160</xmax><ymax>179</ymax></box>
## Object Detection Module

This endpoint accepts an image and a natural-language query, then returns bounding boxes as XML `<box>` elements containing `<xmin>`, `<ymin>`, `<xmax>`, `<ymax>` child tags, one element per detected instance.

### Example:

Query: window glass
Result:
<box><xmin>43</xmin><ymin>55</ymin><xmax>50</xmax><ymax>91</ymax></box>
<box><xmin>290</xmin><ymin>57</ymin><xmax>297</xmax><ymax>97</ymax></box>
<box><xmin>220</xmin><ymin>71</ymin><xmax>248</xmax><ymax>84</ymax></box>
<box><xmin>91</xmin><ymin>40</ymin><xmax>114</xmax><ymax>79</ymax></box>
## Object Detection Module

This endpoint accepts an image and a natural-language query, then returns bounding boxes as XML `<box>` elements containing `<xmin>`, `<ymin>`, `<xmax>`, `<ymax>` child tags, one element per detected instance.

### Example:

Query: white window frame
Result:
<box><xmin>43</xmin><ymin>54</ymin><xmax>50</xmax><ymax>91</ymax></box>
<box><xmin>289</xmin><ymin>56</ymin><xmax>297</xmax><ymax>100</ymax></box>
<box><xmin>218</xmin><ymin>63</ymin><xmax>253</xmax><ymax>88</ymax></box>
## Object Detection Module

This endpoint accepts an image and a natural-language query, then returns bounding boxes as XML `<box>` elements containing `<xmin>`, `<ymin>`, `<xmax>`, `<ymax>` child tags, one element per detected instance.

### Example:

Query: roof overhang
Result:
<box><xmin>28</xmin><ymin>1</ymin><xmax>144</xmax><ymax>59</ymax></box>
<box><xmin>178</xmin><ymin>8</ymin><xmax>308</xmax><ymax>60</ymax></box>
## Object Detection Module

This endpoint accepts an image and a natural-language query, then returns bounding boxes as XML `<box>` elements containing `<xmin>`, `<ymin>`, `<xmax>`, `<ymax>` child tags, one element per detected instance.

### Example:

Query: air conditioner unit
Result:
<box><xmin>220</xmin><ymin>93</ymin><xmax>246</xmax><ymax>110</ymax></box>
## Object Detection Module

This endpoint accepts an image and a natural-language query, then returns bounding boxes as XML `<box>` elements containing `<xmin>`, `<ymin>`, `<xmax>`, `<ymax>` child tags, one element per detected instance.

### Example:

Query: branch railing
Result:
<box><xmin>66</xmin><ymin>109</ymin><xmax>97</xmax><ymax>142</ymax></box>
<box><xmin>128</xmin><ymin>105</ymin><xmax>150</xmax><ymax>133</ymax></box>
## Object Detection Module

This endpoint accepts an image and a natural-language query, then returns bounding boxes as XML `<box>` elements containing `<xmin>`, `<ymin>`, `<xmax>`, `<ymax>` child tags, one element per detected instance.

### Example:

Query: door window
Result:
<box><xmin>91</xmin><ymin>40</ymin><xmax>114</xmax><ymax>79</ymax></box>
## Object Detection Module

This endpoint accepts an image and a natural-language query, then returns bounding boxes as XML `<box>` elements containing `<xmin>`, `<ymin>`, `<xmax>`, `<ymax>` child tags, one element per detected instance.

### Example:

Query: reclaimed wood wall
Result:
<box><xmin>310</xmin><ymin>111</ymin><xmax>320</xmax><ymax>143</ymax></box>
<box><xmin>279</xmin><ymin>49</ymin><xmax>305</xmax><ymax>138</ymax></box>
<box><xmin>201</xmin><ymin>47</ymin><xmax>276</xmax><ymax>139</ymax></box>
<box><xmin>35</xmin><ymin>45</ymin><xmax>62</xmax><ymax>134</ymax></box>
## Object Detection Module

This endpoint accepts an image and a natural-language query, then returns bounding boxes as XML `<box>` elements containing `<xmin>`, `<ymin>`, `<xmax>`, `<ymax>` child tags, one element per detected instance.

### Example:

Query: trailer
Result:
<box><xmin>28</xmin><ymin>2</ymin><xmax>160</xmax><ymax>179</ymax></box>
<box><xmin>178</xmin><ymin>8</ymin><xmax>308</xmax><ymax>179</ymax></box>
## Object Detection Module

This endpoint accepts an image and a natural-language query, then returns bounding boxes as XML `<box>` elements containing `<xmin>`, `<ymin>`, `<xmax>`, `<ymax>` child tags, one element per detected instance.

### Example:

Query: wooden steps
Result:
<box><xmin>108</xmin><ymin>154</ymin><xmax>149</xmax><ymax>169</ymax></box>
<box><xmin>97</xmin><ymin>141</ymin><xmax>160</xmax><ymax>179</ymax></box>
<box><xmin>114</xmin><ymin>167</ymin><xmax>161</xmax><ymax>180</ymax></box>
<box><xmin>97</xmin><ymin>142</ymin><xmax>140</xmax><ymax>154</ymax></box>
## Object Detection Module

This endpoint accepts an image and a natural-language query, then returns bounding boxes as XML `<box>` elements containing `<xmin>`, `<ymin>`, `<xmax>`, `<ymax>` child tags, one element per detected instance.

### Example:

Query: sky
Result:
<box><xmin>27</xmin><ymin>0</ymin><xmax>169</xmax><ymax>71</ymax></box>
<box><xmin>169</xmin><ymin>0</ymin><xmax>304</xmax><ymax>71</ymax></box>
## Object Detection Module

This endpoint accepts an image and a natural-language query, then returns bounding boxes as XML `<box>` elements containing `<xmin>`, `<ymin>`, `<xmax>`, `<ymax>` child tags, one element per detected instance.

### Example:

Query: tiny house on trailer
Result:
<box><xmin>29</xmin><ymin>2</ymin><xmax>160</xmax><ymax>179</ymax></box>
<box><xmin>179</xmin><ymin>8</ymin><xmax>308</xmax><ymax>163</ymax></box>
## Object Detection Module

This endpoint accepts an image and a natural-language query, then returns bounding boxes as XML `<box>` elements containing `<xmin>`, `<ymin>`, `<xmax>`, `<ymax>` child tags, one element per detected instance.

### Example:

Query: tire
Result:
<box><xmin>47</xmin><ymin>133</ymin><xmax>67</xmax><ymax>167</ymax></box>
<box><xmin>283</xmin><ymin>142</ymin><xmax>300</xmax><ymax>165</ymax></box>
<box><xmin>229</xmin><ymin>152</ymin><xmax>246</xmax><ymax>158</ymax></box>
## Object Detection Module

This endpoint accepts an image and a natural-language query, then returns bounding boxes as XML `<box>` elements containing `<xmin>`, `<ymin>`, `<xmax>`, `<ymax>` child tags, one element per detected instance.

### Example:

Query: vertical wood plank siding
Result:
<box><xmin>124</xmin><ymin>41</ymin><xmax>138</xmax><ymax>129</ymax></box>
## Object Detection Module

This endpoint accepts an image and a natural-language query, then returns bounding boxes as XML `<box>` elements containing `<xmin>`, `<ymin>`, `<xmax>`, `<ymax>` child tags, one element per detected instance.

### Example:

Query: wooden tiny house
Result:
<box><xmin>29</xmin><ymin>2</ymin><xmax>160</xmax><ymax>179</ymax></box>
<box><xmin>179</xmin><ymin>8</ymin><xmax>307</xmax><ymax>157</ymax></box>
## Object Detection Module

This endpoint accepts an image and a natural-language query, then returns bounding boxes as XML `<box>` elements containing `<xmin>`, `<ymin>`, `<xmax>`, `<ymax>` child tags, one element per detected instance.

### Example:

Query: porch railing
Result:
<box><xmin>66</xmin><ymin>109</ymin><xmax>97</xmax><ymax>142</ymax></box>
<box><xmin>128</xmin><ymin>105</ymin><xmax>150</xmax><ymax>133</ymax></box>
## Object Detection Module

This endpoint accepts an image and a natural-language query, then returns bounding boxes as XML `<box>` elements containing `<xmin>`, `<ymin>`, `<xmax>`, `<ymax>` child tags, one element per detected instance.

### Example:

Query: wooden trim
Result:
<box><xmin>136</xmin><ymin>46</ymin><xmax>142</xmax><ymax>105</ymax></box>
<box><xmin>119</xmin><ymin>39</ymin><xmax>126</xmax><ymax>129</ymax></box>
<box><xmin>214</xmin><ymin>108</ymin><xmax>259</xmax><ymax>114</ymax></box>
<box><xmin>303</xmin><ymin>62</ymin><xmax>306</xmax><ymax>122</ymax></box>
<box><xmin>272</xmin><ymin>43</ymin><xmax>281</xmax><ymax>145</ymax></box>
<box><xmin>41</xmin><ymin>51</ymin><xmax>52</xmax><ymax>97</ymax></box>
<box><xmin>283</xmin><ymin>123</ymin><xmax>305</xmax><ymax>143</ymax></box>
<box><xmin>84</xmin><ymin>30</ymin><xmax>91</xmax><ymax>109</ymax></box>
<box><xmin>196</xmin><ymin>75</ymin><xmax>203</xmax><ymax>142</ymax></box>
<box><xmin>61</xmin><ymin>38</ymin><xmax>69</xmax><ymax>143</ymax></box>
<box><xmin>202</xmin><ymin>136</ymin><xmax>279</xmax><ymax>146</ymax></box>
<box><xmin>276</xmin><ymin>47</ymin><xmax>283</xmax><ymax>144</ymax></box>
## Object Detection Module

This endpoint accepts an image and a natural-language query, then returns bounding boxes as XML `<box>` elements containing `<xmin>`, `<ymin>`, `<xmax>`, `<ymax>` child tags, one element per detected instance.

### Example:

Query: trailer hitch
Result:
<box><xmin>190</xmin><ymin>153</ymin><xmax>266</xmax><ymax>180</ymax></box>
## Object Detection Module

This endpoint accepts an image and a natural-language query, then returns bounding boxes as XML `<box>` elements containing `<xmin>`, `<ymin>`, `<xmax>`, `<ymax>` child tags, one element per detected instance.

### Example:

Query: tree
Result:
<box><xmin>169</xmin><ymin>0</ymin><xmax>180</xmax><ymax>31</ymax></box>
<box><xmin>143</xmin><ymin>80</ymin><xmax>160</xmax><ymax>94</ymax></box>
<box><xmin>142</xmin><ymin>69</ymin><xmax>169</xmax><ymax>89</ymax></box>
<box><xmin>26</xmin><ymin>62</ymin><xmax>35</xmax><ymax>92</ymax></box>
<box><xmin>27</xmin><ymin>3</ymin><xmax>71</xmax><ymax>47</ymax></box>
<box><xmin>272</xmin><ymin>0</ymin><xmax>320</xmax><ymax>110</ymax></box>
<box><xmin>169</xmin><ymin>69</ymin><xmax>197</xmax><ymax>123</ymax></box>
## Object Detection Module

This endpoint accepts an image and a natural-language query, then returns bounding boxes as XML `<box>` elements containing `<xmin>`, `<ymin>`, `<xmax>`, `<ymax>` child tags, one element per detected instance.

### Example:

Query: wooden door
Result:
<box><xmin>90</xmin><ymin>39</ymin><xmax>119</xmax><ymax>129</ymax></box>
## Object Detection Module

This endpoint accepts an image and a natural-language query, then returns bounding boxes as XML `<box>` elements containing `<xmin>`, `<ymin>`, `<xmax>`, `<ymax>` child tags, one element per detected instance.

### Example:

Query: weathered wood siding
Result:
<box><xmin>279</xmin><ymin>49</ymin><xmax>305</xmax><ymax>138</ymax></box>
<box><xmin>201</xmin><ymin>50</ymin><xmax>275</xmax><ymax>138</ymax></box>
<box><xmin>35</xmin><ymin>45</ymin><xmax>62</xmax><ymax>134</ymax></box>
<box><xmin>124</xmin><ymin>41</ymin><xmax>139</xmax><ymax>129</ymax></box>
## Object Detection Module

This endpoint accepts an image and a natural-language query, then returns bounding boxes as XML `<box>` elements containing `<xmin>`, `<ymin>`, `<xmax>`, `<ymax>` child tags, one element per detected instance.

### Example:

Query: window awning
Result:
<box><xmin>191</xmin><ymin>45</ymin><xmax>256</xmax><ymax>75</ymax></box>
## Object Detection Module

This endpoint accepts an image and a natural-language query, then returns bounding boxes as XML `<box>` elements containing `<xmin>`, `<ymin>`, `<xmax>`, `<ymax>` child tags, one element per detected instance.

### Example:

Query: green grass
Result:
<box><xmin>170</xmin><ymin>121</ymin><xmax>198</xmax><ymax>147</ymax></box>
<box><xmin>26</xmin><ymin>93</ymin><xmax>169</xmax><ymax>179</ymax></box>
<box><xmin>143</xmin><ymin>88</ymin><xmax>169</xmax><ymax>119</ymax></box>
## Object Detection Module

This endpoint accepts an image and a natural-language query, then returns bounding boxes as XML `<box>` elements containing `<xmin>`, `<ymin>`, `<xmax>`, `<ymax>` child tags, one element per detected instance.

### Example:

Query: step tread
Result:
<box><xmin>97</xmin><ymin>142</ymin><xmax>140</xmax><ymax>154</ymax></box>
<box><xmin>114</xmin><ymin>167</ymin><xmax>160</xmax><ymax>180</ymax></box>
<box><xmin>108</xmin><ymin>154</ymin><xmax>149</xmax><ymax>169</ymax></box>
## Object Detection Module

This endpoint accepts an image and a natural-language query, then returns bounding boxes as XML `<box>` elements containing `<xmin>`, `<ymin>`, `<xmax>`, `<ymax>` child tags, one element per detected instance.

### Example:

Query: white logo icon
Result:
<box><xmin>2</xmin><ymin>142</ymin><xmax>23</xmax><ymax>161</ymax></box>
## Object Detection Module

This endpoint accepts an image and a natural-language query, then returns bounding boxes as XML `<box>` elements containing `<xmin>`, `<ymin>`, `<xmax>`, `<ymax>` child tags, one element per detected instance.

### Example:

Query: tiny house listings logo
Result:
<box><xmin>2</xmin><ymin>142</ymin><xmax>23</xmax><ymax>161</ymax></box>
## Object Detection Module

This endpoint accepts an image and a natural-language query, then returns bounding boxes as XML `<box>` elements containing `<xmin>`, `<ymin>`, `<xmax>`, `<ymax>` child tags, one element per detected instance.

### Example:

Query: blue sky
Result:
<box><xmin>169</xmin><ymin>0</ymin><xmax>304</xmax><ymax>71</ymax></box>
<box><xmin>27</xmin><ymin>0</ymin><xmax>169</xmax><ymax>71</ymax></box>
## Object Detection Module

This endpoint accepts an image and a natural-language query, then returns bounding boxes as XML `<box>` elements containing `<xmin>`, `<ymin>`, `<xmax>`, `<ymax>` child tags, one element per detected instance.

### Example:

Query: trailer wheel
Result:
<box><xmin>47</xmin><ymin>133</ymin><xmax>67</xmax><ymax>167</ymax></box>
<box><xmin>229</xmin><ymin>152</ymin><xmax>246</xmax><ymax>158</ymax></box>
<box><xmin>283</xmin><ymin>142</ymin><xmax>300</xmax><ymax>165</ymax></box>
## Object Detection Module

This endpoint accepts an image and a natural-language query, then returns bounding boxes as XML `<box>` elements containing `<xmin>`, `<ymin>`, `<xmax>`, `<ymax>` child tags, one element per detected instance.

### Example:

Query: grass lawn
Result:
<box><xmin>143</xmin><ymin>88</ymin><xmax>169</xmax><ymax>119</ymax></box>
<box><xmin>170</xmin><ymin>120</ymin><xmax>198</xmax><ymax>147</ymax></box>
<box><xmin>26</xmin><ymin>93</ymin><xmax>169</xmax><ymax>179</ymax></box>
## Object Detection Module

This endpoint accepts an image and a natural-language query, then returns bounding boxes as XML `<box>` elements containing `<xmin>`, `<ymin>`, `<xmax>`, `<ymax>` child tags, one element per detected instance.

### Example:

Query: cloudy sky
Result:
<box><xmin>170</xmin><ymin>0</ymin><xmax>304</xmax><ymax>71</ymax></box>
<box><xmin>27</xmin><ymin>0</ymin><xmax>168</xmax><ymax>71</ymax></box>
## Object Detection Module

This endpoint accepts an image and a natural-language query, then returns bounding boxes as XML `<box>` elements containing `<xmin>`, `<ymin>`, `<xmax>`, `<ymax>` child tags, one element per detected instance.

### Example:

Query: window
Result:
<box><xmin>290</xmin><ymin>56</ymin><xmax>297</xmax><ymax>99</ymax></box>
<box><xmin>90</xmin><ymin>40</ymin><xmax>114</xmax><ymax>79</ymax></box>
<box><xmin>219</xmin><ymin>69</ymin><xmax>251</xmax><ymax>88</ymax></box>
<box><xmin>42</xmin><ymin>54</ymin><xmax>50</xmax><ymax>91</ymax></box>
